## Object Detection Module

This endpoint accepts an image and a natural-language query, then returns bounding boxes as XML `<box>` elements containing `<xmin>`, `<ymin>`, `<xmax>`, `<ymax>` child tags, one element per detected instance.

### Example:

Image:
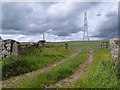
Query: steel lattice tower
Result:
<box><xmin>83</xmin><ymin>12</ymin><xmax>89</xmax><ymax>41</ymax></box>
<box><xmin>43</xmin><ymin>33</ymin><xmax>45</xmax><ymax>40</ymax></box>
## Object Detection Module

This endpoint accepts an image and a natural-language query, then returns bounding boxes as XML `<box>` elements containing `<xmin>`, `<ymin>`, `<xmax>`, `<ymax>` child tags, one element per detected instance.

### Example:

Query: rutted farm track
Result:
<box><xmin>2</xmin><ymin>50</ymin><xmax>81</xmax><ymax>88</ymax></box>
<box><xmin>3</xmin><ymin>49</ymin><xmax>94</xmax><ymax>88</ymax></box>
<box><xmin>48</xmin><ymin>50</ymin><xmax>93</xmax><ymax>88</ymax></box>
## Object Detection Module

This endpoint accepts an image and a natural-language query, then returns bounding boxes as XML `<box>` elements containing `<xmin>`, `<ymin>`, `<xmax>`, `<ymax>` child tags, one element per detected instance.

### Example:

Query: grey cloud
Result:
<box><xmin>106</xmin><ymin>11</ymin><xmax>117</xmax><ymax>18</ymax></box>
<box><xmin>2</xmin><ymin>2</ymin><xmax>100</xmax><ymax>36</ymax></box>
<box><xmin>96</xmin><ymin>11</ymin><xmax>118</xmax><ymax>39</ymax></box>
<box><xmin>2</xmin><ymin>2</ymin><xmax>32</xmax><ymax>31</ymax></box>
<box><xmin>2</xmin><ymin>30</ymin><xmax>23</xmax><ymax>34</ymax></box>
<box><xmin>97</xmin><ymin>14</ymin><xmax>101</xmax><ymax>16</ymax></box>
<box><xmin>52</xmin><ymin>19</ymin><xmax>81</xmax><ymax>36</ymax></box>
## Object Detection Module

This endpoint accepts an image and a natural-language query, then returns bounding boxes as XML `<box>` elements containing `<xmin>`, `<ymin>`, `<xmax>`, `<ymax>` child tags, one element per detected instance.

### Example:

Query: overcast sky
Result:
<box><xmin>1</xmin><ymin>1</ymin><xmax>118</xmax><ymax>42</ymax></box>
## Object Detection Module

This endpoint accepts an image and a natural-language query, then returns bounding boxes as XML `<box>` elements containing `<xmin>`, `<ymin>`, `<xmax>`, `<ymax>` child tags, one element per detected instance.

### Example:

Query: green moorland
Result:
<box><xmin>1</xmin><ymin>40</ymin><xmax>120</xmax><ymax>88</ymax></box>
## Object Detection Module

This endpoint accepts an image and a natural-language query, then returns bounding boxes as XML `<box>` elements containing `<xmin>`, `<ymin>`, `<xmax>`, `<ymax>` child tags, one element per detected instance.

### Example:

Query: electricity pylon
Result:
<box><xmin>83</xmin><ymin>12</ymin><xmax>89</xmax><ymax>41</ymax></box>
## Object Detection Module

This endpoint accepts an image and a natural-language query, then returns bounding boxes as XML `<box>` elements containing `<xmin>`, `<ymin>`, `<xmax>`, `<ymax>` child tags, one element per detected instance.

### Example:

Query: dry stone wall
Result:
<box><xmin>0</xmin><ymin>37</ymin><xmax>21</xmax><ymax>59</ymax></box>
<box><xmin>110</xmin><ymin>38</ymin><xmax>120</xmax><ymax>65</ymax></box>
<box><xmin>0</xmin><ymin>37</ymin><xmax>3</xmax><ymax>59</ymax></box>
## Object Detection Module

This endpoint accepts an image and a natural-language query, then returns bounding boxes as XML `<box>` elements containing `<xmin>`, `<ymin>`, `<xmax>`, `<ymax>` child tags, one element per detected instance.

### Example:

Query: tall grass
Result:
<box><xmin>2</xmin><ymin>48</ymin><xmax>70</xmax><ymax>80</ymax></box>
<box><xmin>3</xmin><ymin>41</ymin><xmax>89</xmax><ymax>81</ymax></box>
<box><xmin>75</xmin><ymin>49</ymin><xmax>120</xmax><ymax>88</ymax></box>
<box><xmin>16</xmin><ymin>51</ymin><xmax>88</xmax><ymax>88</ymax></box>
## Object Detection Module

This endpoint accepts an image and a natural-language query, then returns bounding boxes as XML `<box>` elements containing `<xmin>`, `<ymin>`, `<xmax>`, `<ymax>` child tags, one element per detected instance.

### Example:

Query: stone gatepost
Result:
<box><xmin>110</xmin><ymin>38</ymin><xmax>120</xmax><ymax>65</ymax></box>
<box><xmin>12</xmin><ymin>42</ymin><xmax>20</xmax><ymax>56</ymax></box>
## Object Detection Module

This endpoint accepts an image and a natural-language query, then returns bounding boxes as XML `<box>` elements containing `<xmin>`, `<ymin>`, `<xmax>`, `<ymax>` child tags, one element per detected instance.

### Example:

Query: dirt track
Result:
<box><xmin>48</xmin><ymin>50</ymin><xmax>93</xmax><ymax>88</ymax></box>
<box><xmin>2</xmin><ymin>50</ymin><xmax>81</xmax><ymax>88</ymax></box>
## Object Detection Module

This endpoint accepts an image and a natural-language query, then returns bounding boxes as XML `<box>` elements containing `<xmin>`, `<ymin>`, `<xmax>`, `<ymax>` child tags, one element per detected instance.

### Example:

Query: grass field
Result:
<box><xmin>75</xmin><ymin>49</ymin><xmax>119</xmax><ymax>88</ymax></box>
<box><xmin>1</xmin><ymin>40</ymin><xmax>120</xmax><ymax>88</ymax></box>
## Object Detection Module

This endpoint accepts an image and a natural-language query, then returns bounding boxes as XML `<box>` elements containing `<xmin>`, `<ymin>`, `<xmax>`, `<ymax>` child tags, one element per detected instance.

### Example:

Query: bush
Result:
<box><xmin>2</xmin><ymin>57</ymin><xmax>29</xmax><ymax>80</ymax></box>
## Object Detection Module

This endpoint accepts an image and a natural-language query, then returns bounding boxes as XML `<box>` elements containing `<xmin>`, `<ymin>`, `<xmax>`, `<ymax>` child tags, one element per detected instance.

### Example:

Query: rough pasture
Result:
<box><xmin>1</xmin><ymin>40</ymin><xmax>120</xmax><ymax>88</ymax></box>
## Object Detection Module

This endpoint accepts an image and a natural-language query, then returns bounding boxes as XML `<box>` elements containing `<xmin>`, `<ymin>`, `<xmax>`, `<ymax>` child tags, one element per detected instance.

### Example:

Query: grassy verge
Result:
<box><xmin>15</xmin><ymin>51</ymin><xmax>88</xmax><ymax>88</ymax></box>
<box><xmin>2</xmin><ymin>48</ymin><xmax>70</xmax><ymax>80</ymax></box>
<box><xmin>75</xmin><ymin>49</ymin><xmax>120</xmax><ymax>88</ymax></box>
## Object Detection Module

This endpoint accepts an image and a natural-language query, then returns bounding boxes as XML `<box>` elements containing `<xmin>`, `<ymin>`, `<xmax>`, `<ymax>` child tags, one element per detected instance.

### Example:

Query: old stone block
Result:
<box><xmin>110</xmin><ymin>38</ymin><xmax>120</xmax><ymax>65</ymax></box>
<box><xmin>12</xmin><ymin>42</ymin><xmax>20</xmax><ymax>56</ymax></box>
<box><xmin>0</xmin><ymin>37</ymin><xmax>21</xmax><ymax>59</ymax></box>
